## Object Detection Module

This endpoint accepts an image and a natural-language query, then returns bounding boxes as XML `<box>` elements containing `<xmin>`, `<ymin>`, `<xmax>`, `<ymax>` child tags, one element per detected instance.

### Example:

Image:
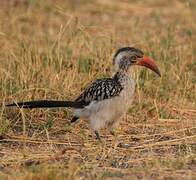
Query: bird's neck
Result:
<box><xmin>113</xmin><ymin>69</ymin><xmax>134</xmax><ymax>87</ymax></box>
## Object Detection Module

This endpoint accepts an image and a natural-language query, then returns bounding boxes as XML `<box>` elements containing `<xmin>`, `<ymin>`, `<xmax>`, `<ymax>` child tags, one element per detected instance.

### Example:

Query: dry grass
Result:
<box><xmin>0</xmin><ymin>0</ymin><xmax>196</xmax><ymax>179</ymax></box>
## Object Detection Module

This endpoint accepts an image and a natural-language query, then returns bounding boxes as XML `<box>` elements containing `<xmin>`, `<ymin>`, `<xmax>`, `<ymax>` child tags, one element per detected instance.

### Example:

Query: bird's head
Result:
<box><xmin>113</xmin><ymin>47</ymin><xmax>161</xmax><ymax>76</ymax></box>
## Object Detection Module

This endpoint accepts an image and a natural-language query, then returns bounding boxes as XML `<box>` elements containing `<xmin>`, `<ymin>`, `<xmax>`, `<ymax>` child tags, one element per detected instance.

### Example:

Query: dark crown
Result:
<box><xmin>113</xmin><ymin>47</ymin><xmax>144</xmax><ymax>65</ymax></box>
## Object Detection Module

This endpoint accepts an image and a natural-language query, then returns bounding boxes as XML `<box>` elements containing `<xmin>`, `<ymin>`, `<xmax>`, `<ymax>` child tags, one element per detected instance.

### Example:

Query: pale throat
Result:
<box><xmin>113</xmin><ymin>67</ymin><xmax>135</xmax><ymax>88</ymax></box>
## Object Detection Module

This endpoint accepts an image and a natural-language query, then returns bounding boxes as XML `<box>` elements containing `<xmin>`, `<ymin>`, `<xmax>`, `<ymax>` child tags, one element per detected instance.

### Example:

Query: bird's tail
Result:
<box><xmin>6</xmin><ymin>100</ymin><xmax>87</xmax><ymax>109</ymax></box>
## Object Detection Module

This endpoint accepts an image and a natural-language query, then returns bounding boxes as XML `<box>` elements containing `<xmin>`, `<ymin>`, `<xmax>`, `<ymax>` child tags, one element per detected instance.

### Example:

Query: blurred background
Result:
<box><xmin>0</xmin><ymin>0</ymin><xmax>195</xmax><ymax>179</ymax></box>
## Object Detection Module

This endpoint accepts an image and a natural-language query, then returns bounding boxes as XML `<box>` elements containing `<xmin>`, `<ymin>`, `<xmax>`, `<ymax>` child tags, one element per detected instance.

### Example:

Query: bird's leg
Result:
<box><xmin>94</xmin><ymin>130</ymin><xmax>101</xmax><ymax>141</ymax></box>
<box><xmin>109</xmin><ymin>120</ymin><xmax>119</xmax><ymax>137</ymax></box>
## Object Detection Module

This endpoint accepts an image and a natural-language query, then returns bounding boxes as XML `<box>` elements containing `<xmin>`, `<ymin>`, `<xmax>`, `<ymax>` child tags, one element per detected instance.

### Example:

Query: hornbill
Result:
<box><xmin>7</xmin><ymin>47</ymin><xmax>161</xmax><ymax>140</ymax></box>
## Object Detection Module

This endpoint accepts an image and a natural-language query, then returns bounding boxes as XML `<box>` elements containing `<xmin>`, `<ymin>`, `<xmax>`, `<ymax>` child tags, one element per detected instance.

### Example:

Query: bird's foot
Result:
<box><xmin>94</xmin><ymin>130</ymin><xmax>105</xmax><ymax>144</ymax></box>
<box><xmin>94</xmin><ymin>130</ymin><xmax>101</xmax><ymax>140</ymax></box>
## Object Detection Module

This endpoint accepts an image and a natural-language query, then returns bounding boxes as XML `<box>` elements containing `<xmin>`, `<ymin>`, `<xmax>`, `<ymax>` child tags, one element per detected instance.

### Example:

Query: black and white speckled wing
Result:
<box><xmin>75</xmin><ymin>78</ymin><xmax>123</xmax><ymax>106</ymax></box>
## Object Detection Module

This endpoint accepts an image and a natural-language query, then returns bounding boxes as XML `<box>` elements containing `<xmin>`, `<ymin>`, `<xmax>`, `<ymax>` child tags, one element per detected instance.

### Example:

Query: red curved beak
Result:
<box><xmin>136</xmin><ymin>56</ymin><xmax>161</xmax><ymax>77</ymax></box>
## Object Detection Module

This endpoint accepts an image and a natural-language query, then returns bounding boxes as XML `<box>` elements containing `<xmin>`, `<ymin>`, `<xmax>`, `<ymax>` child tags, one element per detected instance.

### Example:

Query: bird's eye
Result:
<box><xmin>132</xmin><ymin>55</ymin><xmax>137</xmax><ymax>62</ymax></box>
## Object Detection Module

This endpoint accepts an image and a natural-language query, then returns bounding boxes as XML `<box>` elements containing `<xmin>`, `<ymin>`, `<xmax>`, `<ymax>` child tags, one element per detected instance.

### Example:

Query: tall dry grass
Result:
<box><xmin>0</xmin><ymin>0</ymin><xmax>195</xmax><ymax>179</ymax></box>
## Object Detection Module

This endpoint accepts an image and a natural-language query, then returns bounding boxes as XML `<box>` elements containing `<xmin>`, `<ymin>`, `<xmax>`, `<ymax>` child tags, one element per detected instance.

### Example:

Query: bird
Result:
<box><xmin>7</xmin><ymin>47</ymin><xmax>161</xmax><ymax>140</ymax></box>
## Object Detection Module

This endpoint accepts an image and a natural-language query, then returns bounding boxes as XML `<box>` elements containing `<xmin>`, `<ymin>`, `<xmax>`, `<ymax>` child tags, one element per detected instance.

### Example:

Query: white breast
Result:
<box><xmin>74</xmin><ymin>76</ymin><xmax>135</xmax><ymax>131</ymax></box>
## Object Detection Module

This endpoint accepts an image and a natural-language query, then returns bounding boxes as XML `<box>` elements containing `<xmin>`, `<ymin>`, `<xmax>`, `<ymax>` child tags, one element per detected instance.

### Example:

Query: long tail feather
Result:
<box><xmin>6</xmin><ymin>100</ymin><xmax>87</xmax><ymax>109</ymax></box>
